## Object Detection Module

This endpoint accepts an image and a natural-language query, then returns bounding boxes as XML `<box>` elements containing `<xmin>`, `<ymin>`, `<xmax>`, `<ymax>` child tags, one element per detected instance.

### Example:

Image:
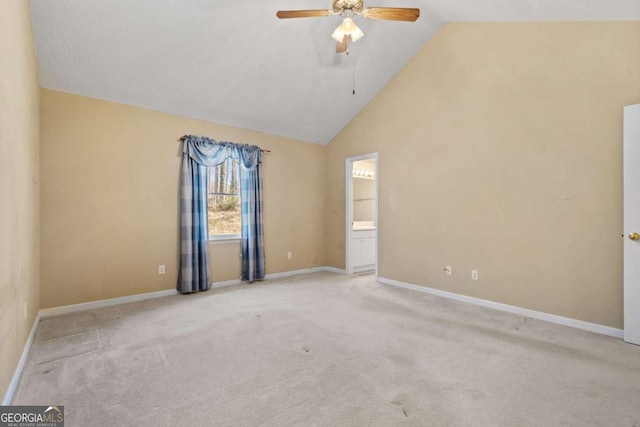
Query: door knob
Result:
<box><xmin>630</xmin><ymin>232</ymin><xmax>640</xmax><ymax>241</ymax></box>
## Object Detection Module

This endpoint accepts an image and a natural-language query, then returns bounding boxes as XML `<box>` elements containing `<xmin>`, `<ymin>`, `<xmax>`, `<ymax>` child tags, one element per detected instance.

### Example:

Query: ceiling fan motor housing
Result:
<box><xmin>333</xmin><ymin>0</ymin><xmax>364</xmax><ymax>14</ymax></box>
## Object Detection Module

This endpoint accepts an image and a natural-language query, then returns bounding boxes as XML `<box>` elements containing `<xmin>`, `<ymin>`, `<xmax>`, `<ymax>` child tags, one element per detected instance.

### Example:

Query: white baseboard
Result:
<box><xmin>271</xmin><ymin>266</ymin><xmax>347</xmax><ymax>276</ymax></box>
<box><xmin>211</xmin><ymin>266</ymin><xmax>341</xmax><ymax>288</ymax></box>
<box><xmin>323</xmin><ymin>266</ymin><xmax>347</xmax><ymax>274</ymax></box>
<box><xmin>2</xmin><ymin>311</ymin><xmax>41</xmax><ymax>405</ymax></box>
<box><xmin>40</xmin><ymin>289</ymin><xmax>179</xmax><ymax>318</ymax></box>
<box><xmin>210</xmin><ymin>279</ymin><xmax>242</xmax><ymax>289</ymax></box>
<box><xmin>378</xmin><ymin>277</ymin><xmax>624</xmax><ymax>339</ymax></box>
<box><xmin>265</xmin><ymin>267</ymin><xmax>325</xmax><ymax>280</ymax></box>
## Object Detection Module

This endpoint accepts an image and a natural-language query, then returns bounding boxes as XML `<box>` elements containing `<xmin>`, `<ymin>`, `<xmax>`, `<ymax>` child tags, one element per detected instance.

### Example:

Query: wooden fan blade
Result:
<box><xmin>336</xmin><ymin>35</ymin><xmax>348</xmax><ymax>53</ymax></box>
<box><xmin>276</xmin><ymin>9</ymin><xmax>332</xmax><ymax>19</ymax></box>
<box><xmin>363</xmin><ymin>7</ymin><xmax>420</xmax><ymax>22</ymax></box>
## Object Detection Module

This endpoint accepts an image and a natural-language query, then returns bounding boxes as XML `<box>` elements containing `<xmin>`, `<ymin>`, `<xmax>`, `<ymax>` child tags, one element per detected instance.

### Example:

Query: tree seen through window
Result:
<box><xmin>207</xmin><ymin>158</ymin><xmax>241</xmax><ymax>237</ymax></box>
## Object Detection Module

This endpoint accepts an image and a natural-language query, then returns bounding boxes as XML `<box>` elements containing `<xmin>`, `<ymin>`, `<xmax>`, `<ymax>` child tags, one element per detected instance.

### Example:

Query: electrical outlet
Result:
<box><xmin>471</xmin><ymin>270</ymin><xmax>479</xmax><ymax>280</ymax></box>
<box><xmin>158</xmin><ymin>265</ymin><xmax>165</xmax><ymax>275</ymax></box>
<box><xmin>444</xmin><ymin>266</ymin><xmax>452</xmax><ymax>276</ymax></box>
<box><xmin>287</xmin><ymin>252</ymin><xmax>292</xmax><ymax>259</ymax></box>
<box><xmin>23</xmin><ymin>302</ymin><xmax>27</xmax><ymax>320</ymax></box>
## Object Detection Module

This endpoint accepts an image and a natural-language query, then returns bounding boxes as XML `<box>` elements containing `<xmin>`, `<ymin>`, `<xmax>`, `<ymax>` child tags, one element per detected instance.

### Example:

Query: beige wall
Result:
<box><xmin>40</xmin><ymin>89</ymin><xmax>326</xmax><ymax>308</ymax></box>
<box><xmin>0</xmin><ymin>1</ymin><xmax>40</xmax><ymax>399</ymax></box>
<box><xmin>327</xmin><ymin>22</ymin><xmax>640</xmax><ymax>328</ymax></box>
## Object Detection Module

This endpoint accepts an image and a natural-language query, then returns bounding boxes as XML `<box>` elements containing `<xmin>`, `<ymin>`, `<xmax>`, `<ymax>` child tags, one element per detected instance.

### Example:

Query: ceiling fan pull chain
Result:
<box><xmin>352</xmin><ymin>61</ymin><xmax>356</xmax><ymax>95</ymax></box>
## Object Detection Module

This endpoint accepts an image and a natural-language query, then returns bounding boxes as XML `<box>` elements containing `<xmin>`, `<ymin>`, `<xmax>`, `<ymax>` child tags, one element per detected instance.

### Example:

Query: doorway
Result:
<box><xmin>345</xmin><ymin>153</ymin><xmax>378</xmax><ymax>276</ymax></box>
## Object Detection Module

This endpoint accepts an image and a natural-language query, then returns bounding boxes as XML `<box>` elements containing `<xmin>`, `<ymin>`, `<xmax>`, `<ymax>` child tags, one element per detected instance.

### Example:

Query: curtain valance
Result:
<box><xmin>183</xmin><ymin>135</ymin><xmax>262</xmax><ymax>171</ymax></box>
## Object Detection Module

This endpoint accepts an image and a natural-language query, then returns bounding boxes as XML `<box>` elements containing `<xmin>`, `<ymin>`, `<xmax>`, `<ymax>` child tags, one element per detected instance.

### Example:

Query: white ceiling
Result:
<box><xmin>30</xmin><ymin>0</ymin><xmax>640</xmax><ymax>145</ymax></box>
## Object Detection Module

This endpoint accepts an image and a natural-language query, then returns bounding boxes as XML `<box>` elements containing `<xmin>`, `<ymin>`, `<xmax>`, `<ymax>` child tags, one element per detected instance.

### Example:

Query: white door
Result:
<box><xmin>624</xmin><ymin>104</ymin><xmax>640</xmax><ymax>345</ymax></box>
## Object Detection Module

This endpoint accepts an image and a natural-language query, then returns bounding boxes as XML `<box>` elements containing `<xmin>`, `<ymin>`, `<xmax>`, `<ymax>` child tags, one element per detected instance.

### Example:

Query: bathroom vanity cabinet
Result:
<box><xmin>351</xmin><ymin>229</ymin><xmax>375</xmax><ymax>272</ymax></box>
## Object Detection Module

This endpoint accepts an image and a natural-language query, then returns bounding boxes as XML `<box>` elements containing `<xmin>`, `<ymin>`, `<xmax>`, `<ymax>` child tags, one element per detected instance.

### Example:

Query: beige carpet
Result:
<box><xmin>13</xmin><ymin>272</ymin><xmax>640</xmax><ymax>426</ymax></box>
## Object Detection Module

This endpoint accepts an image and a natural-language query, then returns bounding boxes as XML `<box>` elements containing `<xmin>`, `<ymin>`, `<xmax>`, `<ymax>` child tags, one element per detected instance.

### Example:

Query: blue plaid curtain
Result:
<box><xmin>178</xmin><ymin>135</ymin><xmax>265</xmax><ymax>293</ymax></box>
<box><xmin>240</xmin><ymin>164</ymin><xmax>265</xmax><ymax>282</ymax></box>
<box><xmin>178</xmin><ymin>155</ymin><xmax>210</xmax><ymax>293</ymax></box>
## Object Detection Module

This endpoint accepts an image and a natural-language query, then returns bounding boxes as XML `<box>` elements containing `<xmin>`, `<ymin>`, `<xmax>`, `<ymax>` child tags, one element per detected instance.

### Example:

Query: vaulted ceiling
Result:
<box><xmin>30</xmin><ymin>0</ymin><xmax>640</xmax><ymax>144</ymax></box>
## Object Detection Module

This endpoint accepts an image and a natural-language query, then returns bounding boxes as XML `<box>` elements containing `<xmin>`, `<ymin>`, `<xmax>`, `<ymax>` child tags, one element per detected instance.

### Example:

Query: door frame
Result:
<box><xmin>345</xmin><ymin>153</ymin><xmax>379</xmax><ymax>277</ymax></box>
<box><xmin>624</xmin><ymin>103</ymin><xmax>640</xmax><ymax>345</ymax></box>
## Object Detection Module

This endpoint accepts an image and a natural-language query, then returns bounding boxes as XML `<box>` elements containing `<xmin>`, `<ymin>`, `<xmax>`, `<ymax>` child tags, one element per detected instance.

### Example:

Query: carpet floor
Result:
<box><xmin>13</xmin><ymin>272</ymin><xmax>640</xmax><ymax>426</ymax></box>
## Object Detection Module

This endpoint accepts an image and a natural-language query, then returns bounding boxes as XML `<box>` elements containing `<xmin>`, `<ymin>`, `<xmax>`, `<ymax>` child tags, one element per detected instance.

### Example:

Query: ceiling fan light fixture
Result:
<box><xmin>332</xmin><ymin>17</ymin><xmax>364</xmax><ymax>43</ymax></box>
<box><xmin>341</xmin><ymin>17</ymin><xmax>356</xmax><ymax>33</ymax></box>
<box><xmin>331</xmin><ymin>26</ymin><xmax>345</xmax><ymax>42</ymax></box>
<box><xmin>350</xmin><ymin>25</ymin><xmax>364</xmax><ymax>42</ymax></box>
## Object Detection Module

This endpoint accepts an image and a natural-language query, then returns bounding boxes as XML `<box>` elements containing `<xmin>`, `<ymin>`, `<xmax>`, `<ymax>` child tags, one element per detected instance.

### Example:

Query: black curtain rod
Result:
<box><xmin>178</xmin><ymin>135</ymin><xmax>271</xmax><ymax>153</ymax></box>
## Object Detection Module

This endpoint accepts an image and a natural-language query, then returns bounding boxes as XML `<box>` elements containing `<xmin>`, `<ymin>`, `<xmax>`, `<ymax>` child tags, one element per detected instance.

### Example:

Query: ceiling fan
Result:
<box><xmin>276</xmin><ymin>0</ymin><xmax>420</xmax><ymax>54</ymax></box>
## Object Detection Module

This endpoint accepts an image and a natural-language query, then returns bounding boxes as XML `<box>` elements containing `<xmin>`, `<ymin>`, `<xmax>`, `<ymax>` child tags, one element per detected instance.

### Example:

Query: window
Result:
<box><xmin>207</xmin><ymin>158</ymin><xmax>241</xmax><ymax>239</ymax></box>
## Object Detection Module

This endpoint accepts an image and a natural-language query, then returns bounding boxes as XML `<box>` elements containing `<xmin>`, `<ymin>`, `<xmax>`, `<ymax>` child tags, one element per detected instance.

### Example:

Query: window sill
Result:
<box><xmin>209</xmin><ymin>236</ymin><xmax>241</xmax><ymax>245</ymax></box>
